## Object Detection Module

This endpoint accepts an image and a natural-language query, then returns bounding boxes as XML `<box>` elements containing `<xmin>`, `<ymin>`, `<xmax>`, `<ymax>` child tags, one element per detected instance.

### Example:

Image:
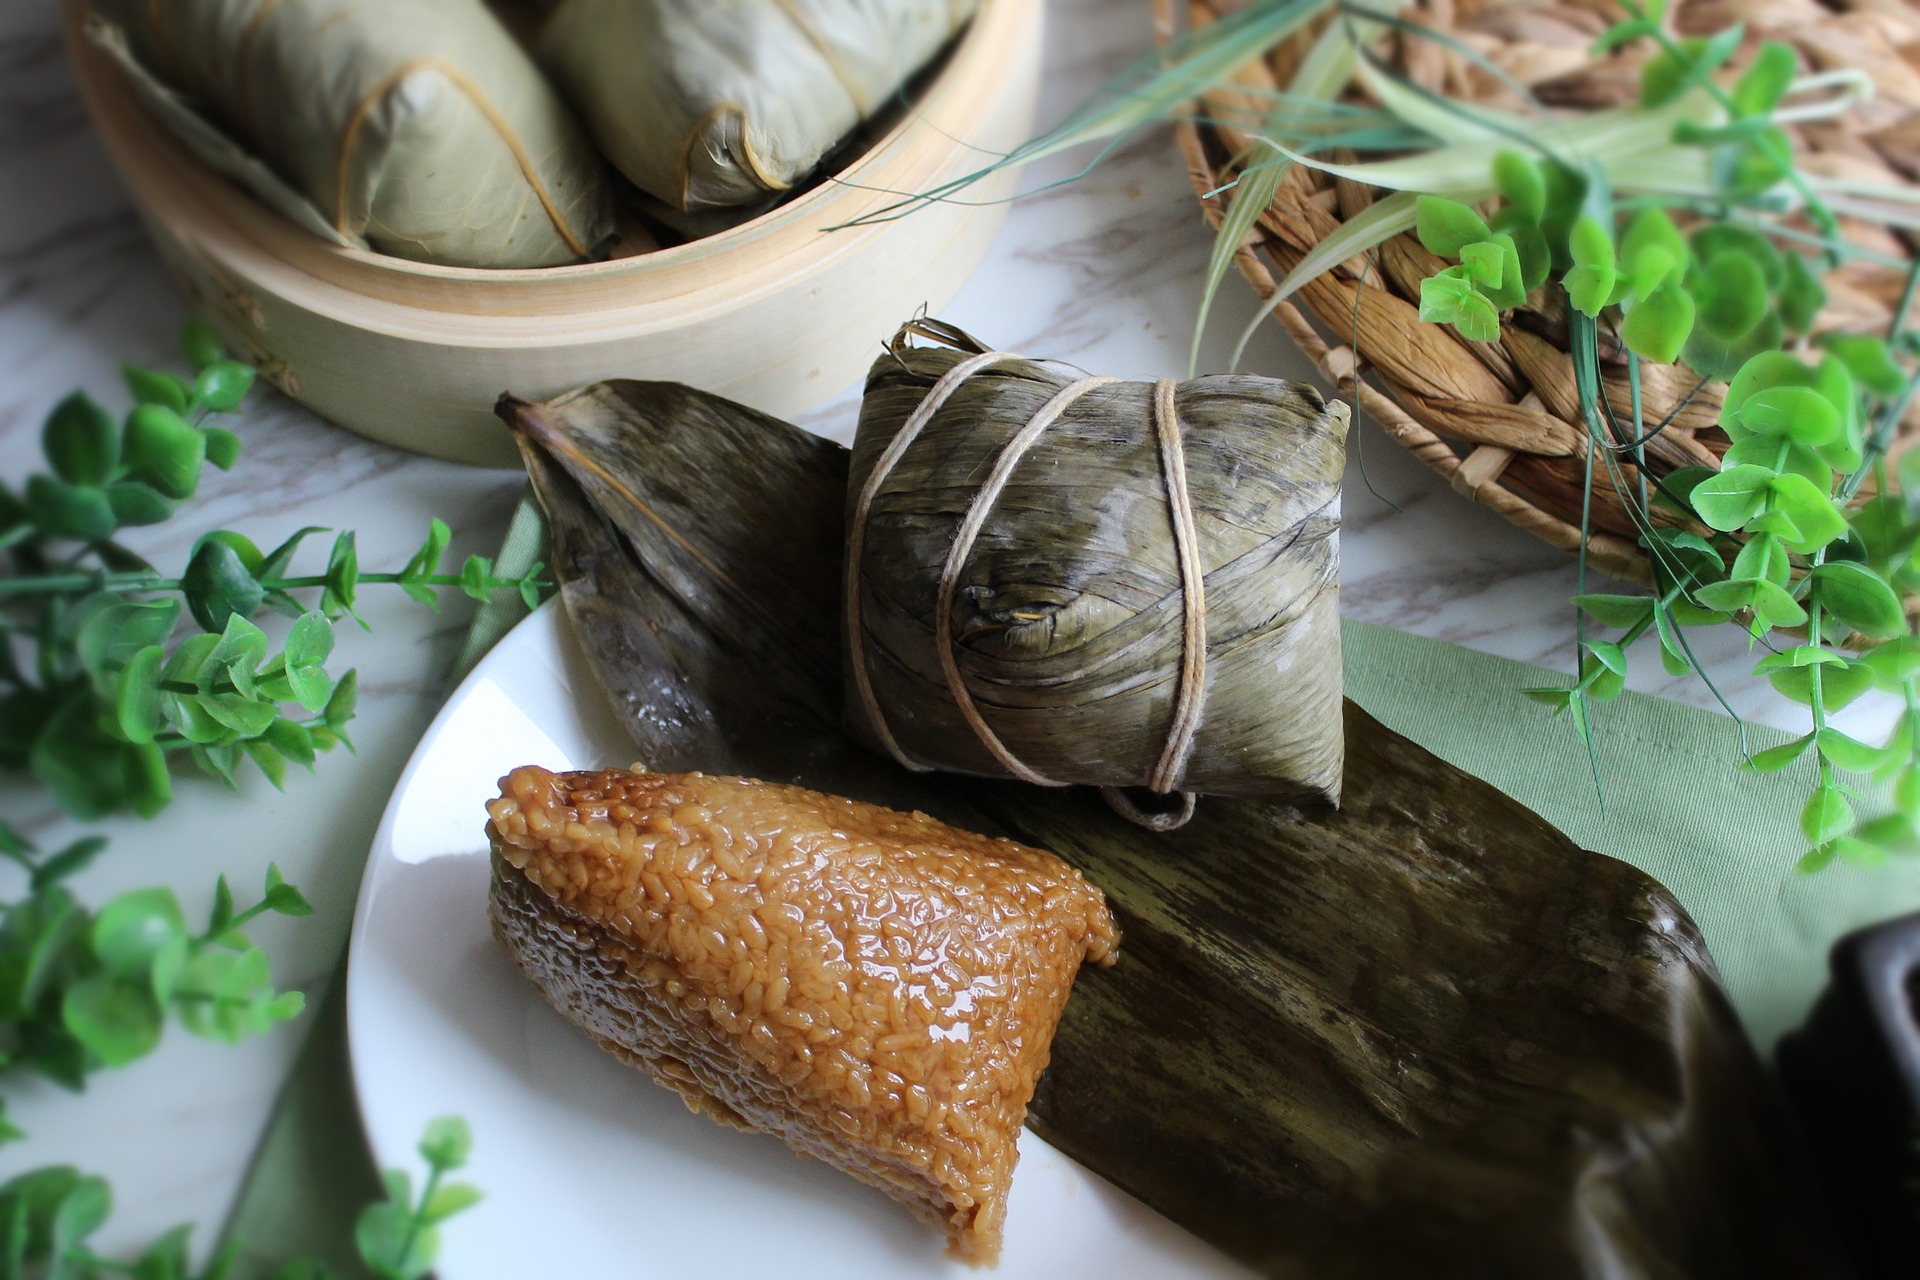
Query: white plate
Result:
<box><xmin>347</xmin><ymin>600</ymin><xmax>1244</xmax><ymax>1279</ymax></box>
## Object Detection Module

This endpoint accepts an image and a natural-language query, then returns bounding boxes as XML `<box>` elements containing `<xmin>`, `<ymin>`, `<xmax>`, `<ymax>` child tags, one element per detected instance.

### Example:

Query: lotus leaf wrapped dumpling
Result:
<box><xmin>844</xmin><ymin>320</ymin><xmax>1349</xmax><ymax>828</ymax></box>
<box><xmin>535</xmin><ymin>0</ymin><xmax>977</xmax><ymax>213</ymax></box>
<box><xmin>89</xmin><ymin>0</ymin><xmax>615</xmax><ymax>267</ymax></box>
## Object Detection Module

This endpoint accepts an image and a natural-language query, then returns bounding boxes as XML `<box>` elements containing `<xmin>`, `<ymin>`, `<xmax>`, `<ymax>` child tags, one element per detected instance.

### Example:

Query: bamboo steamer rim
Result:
<box><xmin>64</xmin><ymin>0</ymin><xmax>1032</xmax><ymax>325</ymax></box>
<box><xmin>1158</xmin><ymin>0</ymin><xmax>1920</xmax><ymax>585</ymax></box>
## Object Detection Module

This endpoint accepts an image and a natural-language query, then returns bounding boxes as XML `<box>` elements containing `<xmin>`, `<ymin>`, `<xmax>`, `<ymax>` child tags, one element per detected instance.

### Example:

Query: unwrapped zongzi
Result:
<box><xmin>90</xmin><ymin>0</ymin><xmax>615</xmax><ymax>267</ymax></box>
<box><xmin>488</xmin><ymin>764</ymin><xmax>1117</xmax><ymax>1264</ymax></box>
<box><xmin>845</xmin><ymin>321</ymin><xmax>1350</xmax><ymax>826</ymax></box>
<box><xmin>534</xmin><ymin>0</ymin><xmax>977</xmax><ymax>213</ymax></box>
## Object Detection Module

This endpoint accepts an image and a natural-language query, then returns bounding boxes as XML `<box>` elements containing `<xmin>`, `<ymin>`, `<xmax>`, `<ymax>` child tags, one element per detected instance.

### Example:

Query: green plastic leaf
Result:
<box><xmin>421</xmin><ymin>1181</ymin><xmax>483</xmax><ymax>1227</ymax></box>
<box><xmin>285</xmin><ymin>662</ymin><xmax>335</xmax><ymax>715</ymax></box>
<box><xmin>1859</xmin><ymin>811</ymin><xmax>1919</xmax><ymax>853</ymax></box>
<box><xmin>1691</xmin><ymin>224</ymin><xmax>1784</xmax><ymax>289</ymax></box>
<box><xmin>1817</xmin><ymin>333</ymin><xmax>1907</xmax><ymax>400</ymax></box>
<box><xmin>24</xmin><ymin>476</ymin><xmax>116</xmax><ymax>543</ymax></box>
<box><xmin>1768</xmin><ymin>473</ymin><xmax>1848</xmax><ymax>553</ymax></box>
<box><xmin>1811</xmin><ymin>561</ymin><xmax>1907</xmax><ymax>638</ymax></box>
<box><xmin>264</xmin><ymin>719</ymin><xmax>317</xmax><ymax>770</ymax></box>
<box><xmin>1721</xmin><ymin>437</ymin><xmax>1828</xmax><ymax>493</ymax></box>
<box><xmin>1749</xmin><ymin>578</ymin><xmax>1808</xmax><ymax>628</ymax></box>
<box><xmin>355</xmin><ymin>1201</ymin><xmax>434</xmax><ymax>1280</ymax></box>
<box><xmin>1778</xmin><ymin>253</ymin><xmax>1826</xmax><ymax>335</ymax></box>
<box><xmin>182</xmin><ymin>540</ymin><xmax>267</xmax><ymax>633</ymax></box>
<box><xmin>1491</xmin><ymin>150</ymin><xmax>1545</xmax><ymax>223</ymax></box>
<box><xmin>322</xmin><ymin>533</ymin><xmax>362</xmax><ymax>622</ymax></box>
<box><xmin>209</xmin><ymin>613</ymin><xmax>268</xmax><ymax>679</ymax></box>
<box><xmin>124</xmin><ymin>740</ymin><xmax>172</xmax><ymax>819</ymax></box>
<box><xmin>1572</xmin><ymin>594</ymin><xmax>1653</xmax><ymax>628</ymax></box>
<box><xmin>1801</xmin><ymin>784</ymin><xmax>1855</xmax><ymax>845</ymax></box>
<box><xmin>1690</xmin><ymin>465</ymin><xmax>1775</xmax><ymax>531</ymax></box>
<box><xmin>1743</xmin><ymin>733</ymin><xmax>1814</xmax><ymax>773</ymax></box>
<box><xmin>263</xmin><ymin>865</ymin><xmax>313</xmax><ymax>918</ymax></box>
<box><xmin>122</xmin><ymin>364</ymin><xmax>190</xmax><ymax>415</ymax></box>
<box><xmin>1564</xmin><ymin>215</ymin><xmax>1616</xmax><ymax>317</ymax></box>
<box><xmin>51</xmin><ymin>1175</ymin><xmax>110</xmax><ymax>1259</ymax></box>
<box><xmin>1752</xmin><ymin>645</ymin><xmax>1848</xmax><ymax>674</ymax></box>
<box><xmin>324</xmin><ymin>670</ymin><xmax>358</xmax><ymax>738</ymax></box>
<box><xmin>1451</xmin><ymin>292</ymin><xmax>1500</xmax><ymax>343</ymax></box>
<box><xmin>1581</xmin><ymin>654</ymin><xmax>1625</xmax><ymax>701</ymax></box>
<box><xmin>1730</xmin><ymin>533</ymin><xmax>1789</xmax><ymax>586</ymax></box>
<box><xmin>1736</xmin><ymin>386</ymin><xmax>1839</xmax><ymax>446</ymax></box>
<box><xmin>115</xmin><ymin>646</ymin><xmax>167</xmax><ymax>745</ymax></box>
<box><xmin>1415</xmin><ymin>195</ymin><xmax>1491</xmax><ymax>256</ymax></box>
<box><xmin>1861</xmin><ymin>637</ymin><xmax>1920</xmax><ymax>687</ymax></box>
<box><xmin>204</xmin><ymin>427</ymin><xmax>242</xmax><ymax>472</ymax></box>
<box><xmin>193</xmin><ymin>361</ymin><xmax>255</xmax><ymax>413</ymax></box>
<box><xmin>398</xmin><ymin>518</ymin><xmax>453</xmax><ymax>607</ymax></box>
<box><xmin>1419</xmin><ymin>267</ymin><xmax>1474</xmax><ymax>324</ymax></box>
<box><xmin>1621</xmin><ymin>208</ymin><xmax>1685</xmax><ymax>290</ymax></box>
<box><xmin>1797</xmin><ymin>842</ymin><xmax>1838</xmax><ymax>875</ymax></box>
<box><xmin>1471</xmin><ymin>236</ymin><xmax>1528</xmax><ymax>310</ymax></box>
<box><xmin>104</xmin><ymin>481</ymin><xmax>173</xmax><ymax>528</ymax></box>
<box><xmin>94</xmin><ymin>888</ymin><xmax>189</xmax><ymax>982</ymax></box>
<box><xmin>1817</xmin><ymin>728</ymin><xmax>1894</xmax><ymax>775</ymax></box>
<box><xmin>243</xmin><ymin>739</ymin><xmax>287</xmax><ymax>790</ymax></box>
<box><xmin>258</xmin><ymin>526</ymin><xmax>329</xmax><ymax>581</ymax></box>
<box><xmin>1768</xmin><ymin>658</ymin><xmax>1874</xmax><ymax>710</ymax></box>
<box><xmin>182</xmin><ymin>316</ymin><xmax>225</xmax><ymax>371</ymax></box>
<box><xmin>1728</xmin><ymin>122</ymin><xmax>1793</xmax><ymax>200</ymax></box>
<box><xmin>1620</xmin><ymin>282</ymin><xmax>1694</xmax><ymax>364</ymax></box>
<box><xmin>1694</xmin><ymin>251</ymin><xmax>1767</xmax><ymax>343</ymax></box>
<box><xmin>1721</xmin><ymin>351</ymin><xmax>1816</xmax><ymax>436</ymax></box>
<box><xmin>418</xmin><ymin>1115</ymin><xmax>474</xmax><ymax>1169</ymax></box>
<box><xmin>124</xmin><ymin>405</ymin><xmax>205</xmax><ymax>500</ymax></box>
<box><xmin>1508</xmin><ymin>224</ymin><xmax>1550</xmax><ymax>292</ymax></box>
<box><xmin>1683</xmin><ymin>309</ymin><xmax>1783</xmax><ymax>383</ymax></box>
<box><xmin>459</xmin><ymin>555</ymin><xmax>494</xmax><ymax>603</ymax></box>
<box><xmin>1584</xmin><ymin>640</ymin><xmax>1627</xmax><ymax>676</ymax></box>
<box><xmin>1459</xmin><ymin>240</ymin><xmax>1504</xmax><ymax>290</ymax></box>
<box><xmin>198</xmin><ymin>692</ymin><xmax>278</xmax><ymax>738</ymax></box>
<box><xmin>1899</xmin><ymin>767</ymin><xmax>1920</xmax><ymax>816</ymax></box>
<box><xmin>63</xmin><ymin>974</ymin><xmax>163</xmax><ymax>1068</ymax></box>
<box><xmin>283</xmin><ymin>612</ymin><xmax>335</xmax><ymax>669</ymax></box>
<box><xmin>1732</xmin><ymin>41</ymin><xmax>1797</xmax><ymax>117</ymax></box>
<box><xmin>42</xmin><ymin>392</ymin><xmax>120</xmax><ymax>487</ymax></box>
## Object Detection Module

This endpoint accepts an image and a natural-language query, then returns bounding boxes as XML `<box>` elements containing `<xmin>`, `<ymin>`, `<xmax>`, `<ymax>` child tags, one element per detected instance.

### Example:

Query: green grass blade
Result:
<box><xmin>1227</xmin><ymin>189</ymin><xmax>1422</xmax><ymax>370</ymax></box>
<box><xmin>1193</xmin><ymin>149</ymin><xmax>1292</xmax><ymax>377</ymax></box>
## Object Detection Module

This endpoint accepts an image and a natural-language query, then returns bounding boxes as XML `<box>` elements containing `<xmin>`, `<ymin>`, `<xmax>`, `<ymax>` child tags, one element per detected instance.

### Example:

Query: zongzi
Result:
<box><xmin>533</xmin><ymin>0</ymin><xmax>977</xmax><ymax>213</ymax></box>
<box><xmin>845</xmin><ymin>320</ymin><xmax>1349</xmax><ymax>827</ymax></box>
<box><xmin>89</xmin><ymin>0</ymin><xmax>615</xmax><ymax>268</ymax></box>
<box><xmin>487</xmin><ymin>764</ymin><xmax>1117</xmax><ymax>1265</ymax></box>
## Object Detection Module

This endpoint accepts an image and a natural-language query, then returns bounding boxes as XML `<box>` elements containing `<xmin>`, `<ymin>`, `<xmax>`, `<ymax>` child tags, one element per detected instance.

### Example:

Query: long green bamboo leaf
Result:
<box><xmin>1228</xmin><ymin>189</ymin><xmax>1424</xmax><ymax>370</ymax></box>
<box><xmin>832</xmin><ymin>0</ymin><xmax>1336</xmax><ymax>228</ymax></box>
<box><xmin>1192</xmin><ymin>150</ymin><xmax>1293</xmax><ymax>377</ymax></box>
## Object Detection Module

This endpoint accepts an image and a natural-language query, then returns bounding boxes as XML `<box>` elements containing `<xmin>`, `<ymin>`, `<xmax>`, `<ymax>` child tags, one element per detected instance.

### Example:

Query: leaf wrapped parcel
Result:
<box><xmin>89</xmin><ymin>0</ymin><xmax>614</xmax><ymax>268</ymax></box>
<box><xmin>847</xmin><ymin>321</ymin><xmax>1347</xmax><ymax>823</ymax></box>
<box><xmin>534</xmin><ymin>0</ymin><xmax>976</xmax><ymax>213</ymax></box>
<box><xmin>498</xmin><ymin>380</ymin><xmax>1843</xmax><ymax>1278</ymax></box>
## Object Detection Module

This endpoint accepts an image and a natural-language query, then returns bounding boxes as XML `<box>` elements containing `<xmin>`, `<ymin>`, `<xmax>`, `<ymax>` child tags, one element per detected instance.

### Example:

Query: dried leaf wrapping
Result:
<box><xmin>536</xmin><ymin>0</ymin><xmax>977</xmax><ymax>212</ymax></box>
<box><xmin>847</xmin><ymin>325</ymin><xmax>1347</xmax><ymax>805</ymax></box>
<box><xmin>499</xmin><ymin>381</ymin><xmax>1841</xmax><ymax>1278</ymax></box>
<box><xmin>91</xmin><ymin>0</ymin><xmax>614</xmax><ymax>267</ymax></box>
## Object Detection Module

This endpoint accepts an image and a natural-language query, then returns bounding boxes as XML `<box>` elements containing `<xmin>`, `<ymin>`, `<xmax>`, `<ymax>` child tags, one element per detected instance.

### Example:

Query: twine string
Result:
<box><xmin>846</xmin><ymin>350</ymin><xmax>1017</xmax><ymax>771</ymax></box>
<box><xmin>851</xmin><ymin>355</ymin><xmax>1214</xmax><ymax>829</ymax></box>
<box><xmin>934</xmin><ymin>375</ymin><xmax>1119</xmax><ymax>787</ymax></box>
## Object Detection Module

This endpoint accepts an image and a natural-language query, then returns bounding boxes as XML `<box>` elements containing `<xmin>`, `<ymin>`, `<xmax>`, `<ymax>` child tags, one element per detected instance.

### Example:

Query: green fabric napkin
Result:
<box><xmin>218</xmin><ymin>495</ymin><xmax>1920</xmax><ymax>1271</ymax></box>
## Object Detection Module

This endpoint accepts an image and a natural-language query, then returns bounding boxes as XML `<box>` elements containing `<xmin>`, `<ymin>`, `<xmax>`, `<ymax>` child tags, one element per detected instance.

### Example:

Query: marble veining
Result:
<box><xmin>0</xmin><ymin>0</ymin><xmax>1892</xmax><ymax>1263</ymax></box>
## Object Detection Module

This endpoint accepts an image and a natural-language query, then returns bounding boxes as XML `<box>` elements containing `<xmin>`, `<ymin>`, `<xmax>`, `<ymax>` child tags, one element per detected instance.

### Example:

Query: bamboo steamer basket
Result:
<box><xmin>63</xmin><ymin>0</ymin><xmax>1042</xmax><ymax>467</ymax></box>
<box><xmin>1161</xmin><ymin>0</ymin><xmax>1920</xmax><ymax>582</ymax></box>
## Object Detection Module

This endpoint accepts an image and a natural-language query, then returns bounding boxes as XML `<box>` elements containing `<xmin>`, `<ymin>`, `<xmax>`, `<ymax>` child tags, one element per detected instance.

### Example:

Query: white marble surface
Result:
<box><xmin>0</xmin><ymin>0</ymin><xmax>1894</xmax><ymax>1265</ymax></box>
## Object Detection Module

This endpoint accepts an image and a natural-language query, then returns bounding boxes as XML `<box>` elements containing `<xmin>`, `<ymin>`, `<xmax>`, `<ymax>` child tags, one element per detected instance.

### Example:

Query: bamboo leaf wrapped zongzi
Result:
<box><xmin>89</xmin><ymin>0</ymin><xmax>616</xmax><ymax>268</ymax></box>
<box><xmin>533</xmin><ymin>0</ymin><xmax>977</xmax><ymax>213</ymax></box>
<box><xmin>845</xmin><ymin>320</ymin><xmax>1350</xmax><ymax>826</ymax></box>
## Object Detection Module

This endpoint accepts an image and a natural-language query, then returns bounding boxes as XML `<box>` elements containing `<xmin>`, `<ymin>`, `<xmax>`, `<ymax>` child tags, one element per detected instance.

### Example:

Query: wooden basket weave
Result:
<box><xmin>1161</xmin><ymin>0</ymin><xmax>1920</xmax><ymax>581</ymax></box>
